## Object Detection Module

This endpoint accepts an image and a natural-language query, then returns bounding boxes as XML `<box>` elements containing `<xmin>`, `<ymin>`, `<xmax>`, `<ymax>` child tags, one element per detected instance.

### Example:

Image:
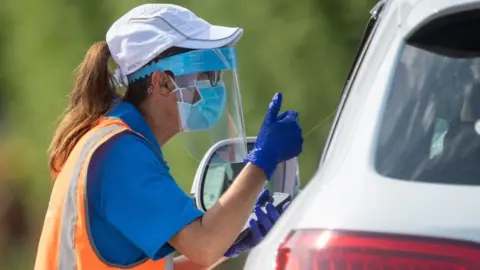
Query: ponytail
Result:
<box><xmin>48</xmin><ymin>41</ymin><xmax>115</xmax><ymax>179</ymax></box>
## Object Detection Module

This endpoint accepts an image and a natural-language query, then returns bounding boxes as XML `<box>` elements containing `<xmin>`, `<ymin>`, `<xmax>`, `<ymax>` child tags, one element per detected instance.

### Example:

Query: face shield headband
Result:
<box><xmin>127</xmin><ymin>47</ymin><xmax>238</xmax><ymax>83</ymax></box>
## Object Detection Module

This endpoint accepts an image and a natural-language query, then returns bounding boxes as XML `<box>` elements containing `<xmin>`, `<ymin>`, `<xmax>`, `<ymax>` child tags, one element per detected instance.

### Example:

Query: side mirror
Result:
<box><xmin>190</xmin><ymin>137</ymin><xmax>301</xmax><ymax>212</ymax></box>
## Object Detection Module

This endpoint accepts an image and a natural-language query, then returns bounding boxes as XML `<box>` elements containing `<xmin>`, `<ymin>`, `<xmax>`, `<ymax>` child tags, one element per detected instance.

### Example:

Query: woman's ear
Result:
<box><xmin>151</xmin><ymin>71</ymin><xmax>172</xmax><ymax>96</ymax></box>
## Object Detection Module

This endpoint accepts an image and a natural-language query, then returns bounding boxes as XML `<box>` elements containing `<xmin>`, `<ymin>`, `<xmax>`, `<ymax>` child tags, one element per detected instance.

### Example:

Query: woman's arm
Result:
<box><xmin>174</xmin><ymin>255</ymin><xmax>228</xmax><ymax>270</ymax></box>
<box><xmin>169</xmin><ymin>163</ymin><xmax>265</xmax><ymax>266</ymax></box>
<box><xmin>168</xmin><ymin>93</ymin><xmax>302</xmax><ymax>266</ymax></box>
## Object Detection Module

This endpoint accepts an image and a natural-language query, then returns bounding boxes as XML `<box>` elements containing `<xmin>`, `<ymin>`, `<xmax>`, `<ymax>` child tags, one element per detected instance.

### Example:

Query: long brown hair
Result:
<box><xmin>48</xmin><ymin>41</ymin><xmax>115</xmax><ymax>179</ymax></box>
<box><xmin>48</xmin><ymin>42</ymin><xmax>192</xmax><ymax>179</ymax></box>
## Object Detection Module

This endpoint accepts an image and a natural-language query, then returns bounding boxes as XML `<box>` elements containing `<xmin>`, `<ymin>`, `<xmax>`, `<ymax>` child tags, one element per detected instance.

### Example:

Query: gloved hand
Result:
<box><xmin>244</xmin><ymin>92</ymin><xmax>303</xmax><ymax>179</ymax></box>
<box><xmin>224</xmin><ymin>189</ymin><xmax>291</xmax><ymax>258</ymax></box>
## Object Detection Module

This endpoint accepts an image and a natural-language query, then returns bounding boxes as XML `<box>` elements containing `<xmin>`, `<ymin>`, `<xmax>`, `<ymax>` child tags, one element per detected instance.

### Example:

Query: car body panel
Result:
<box><xmin>244</xmin><ymin>0</ymin><xmax>480</xmax><ymax>268</ymax></box>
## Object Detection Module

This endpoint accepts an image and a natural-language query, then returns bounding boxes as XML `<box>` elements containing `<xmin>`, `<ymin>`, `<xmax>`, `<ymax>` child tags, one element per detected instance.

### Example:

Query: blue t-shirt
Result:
<box><xmin>86</xmin><ymin>101</ymin><xmax>204</xmax><ymax>265</ymax></box>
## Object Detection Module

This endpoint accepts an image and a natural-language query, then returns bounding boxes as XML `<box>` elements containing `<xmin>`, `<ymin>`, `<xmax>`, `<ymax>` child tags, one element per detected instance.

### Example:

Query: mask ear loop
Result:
<box><xmin>148</xmin><ymin>74</ymin><xmax>178</xmax><ymax>96</ymax></box>
<box><xmin>169</xmin><ymin>77</ymin><xmax>184</xmax><ymax>101</ymax></box>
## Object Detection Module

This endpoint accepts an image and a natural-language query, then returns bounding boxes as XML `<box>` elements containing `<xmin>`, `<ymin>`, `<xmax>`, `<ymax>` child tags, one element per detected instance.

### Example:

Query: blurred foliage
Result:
<box><xmin>0</xmin><ymin>0</ymin><xmax>377</xmax><ymax>269</ymax></box>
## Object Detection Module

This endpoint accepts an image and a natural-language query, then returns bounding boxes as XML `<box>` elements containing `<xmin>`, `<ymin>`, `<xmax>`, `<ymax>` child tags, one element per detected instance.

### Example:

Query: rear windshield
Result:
<box><xmin>375</xmin><ymin>9</ymin><xmax>480</xmax><ymax>185</ymax></box>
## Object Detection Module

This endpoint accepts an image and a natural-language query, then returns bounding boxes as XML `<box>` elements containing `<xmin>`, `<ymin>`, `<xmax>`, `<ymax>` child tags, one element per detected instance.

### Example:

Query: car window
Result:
<box><xmin>375</xmin><ymin>9</ymin><xmax>480</xmax><ymax>185</ymax></box>
<box><xmin>430</xmin><ymin>118</ymin><xmax>448</xmax><ymax>159</ymax></box>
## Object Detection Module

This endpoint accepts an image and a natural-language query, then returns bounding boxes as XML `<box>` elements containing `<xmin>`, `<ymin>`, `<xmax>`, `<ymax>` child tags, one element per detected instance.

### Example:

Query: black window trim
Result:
<box><xmin>318</xmin><ymin>0</ymin><xmax>388</xmax><ymax>166</ymax></box>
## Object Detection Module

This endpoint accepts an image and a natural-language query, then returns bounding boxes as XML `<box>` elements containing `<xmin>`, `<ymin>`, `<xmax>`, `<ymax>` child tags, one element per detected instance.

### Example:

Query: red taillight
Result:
<box><xmin>276</xmin><ymin>230</ymin><xmax>480</xmax><ymax>270</ymax></box>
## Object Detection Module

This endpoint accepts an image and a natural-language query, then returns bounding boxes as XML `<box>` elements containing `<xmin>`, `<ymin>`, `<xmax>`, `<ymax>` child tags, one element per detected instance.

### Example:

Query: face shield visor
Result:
<box><xmin>128</xmin><ymin>47</ymin><xmax>247</xmax><ymax>164</ymax></box>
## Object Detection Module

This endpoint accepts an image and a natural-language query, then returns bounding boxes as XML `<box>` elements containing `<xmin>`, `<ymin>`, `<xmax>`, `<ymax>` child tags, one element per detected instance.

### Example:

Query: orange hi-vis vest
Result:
<box><xmin>34</xmin><ymin>118</ymin><xmax>173</xmax><ymax>270</ymax></box>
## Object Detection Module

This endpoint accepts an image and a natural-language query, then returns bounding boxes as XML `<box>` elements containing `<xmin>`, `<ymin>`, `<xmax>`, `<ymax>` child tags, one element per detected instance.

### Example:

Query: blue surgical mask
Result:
<box><xmin>177</xmin><ymin>80</ymin><xmax>227</xmax><ymax>131</ymax></box>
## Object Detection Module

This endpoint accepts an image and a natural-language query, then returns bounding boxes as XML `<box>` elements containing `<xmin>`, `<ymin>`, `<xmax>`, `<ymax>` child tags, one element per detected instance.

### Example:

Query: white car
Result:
<box><xmin>244</xmin><ymin>0</ymin><xmax>480</xmax><ymax>268</ymax></box>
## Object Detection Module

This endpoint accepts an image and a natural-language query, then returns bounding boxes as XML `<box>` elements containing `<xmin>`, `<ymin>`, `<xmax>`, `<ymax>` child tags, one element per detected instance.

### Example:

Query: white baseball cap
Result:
<box><xmin>106</xmin><ymin>4</ymin><xmax>243</xmax><ymax>78</ymax></box>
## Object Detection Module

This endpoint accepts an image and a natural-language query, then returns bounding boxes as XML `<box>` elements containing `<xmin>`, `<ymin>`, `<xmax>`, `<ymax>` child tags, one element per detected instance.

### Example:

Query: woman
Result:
<box><xmin>34</xmin><ymin>4</ymin><xmax>303</xmax><ymax>270</ymax></box>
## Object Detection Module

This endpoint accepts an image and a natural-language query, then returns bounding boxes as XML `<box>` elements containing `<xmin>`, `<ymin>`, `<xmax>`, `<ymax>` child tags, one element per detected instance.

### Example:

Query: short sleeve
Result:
<box><xmin>94</xmin><ymin>132</ymin><xmax>204</xmax><ymax>260</ymax></box>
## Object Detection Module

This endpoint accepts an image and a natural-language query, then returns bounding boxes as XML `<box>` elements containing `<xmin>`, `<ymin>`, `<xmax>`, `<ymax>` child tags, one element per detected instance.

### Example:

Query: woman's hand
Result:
<box><xmin>244</xmin><ymin>92</ymin><xmax>303</xmax><ymax>179</ymax></box>
<box><xmin>224</xmin><ymin>189</ymin><xmax>291</xmax><ymax>258</ymax></box>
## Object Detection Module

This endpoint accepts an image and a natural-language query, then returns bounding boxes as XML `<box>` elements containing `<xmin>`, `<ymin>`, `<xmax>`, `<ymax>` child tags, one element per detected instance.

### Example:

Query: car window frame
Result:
<box><xmin>318</xmin><ymin>0</ymin><xmax>388</xmax><ymax>166</ymax></box>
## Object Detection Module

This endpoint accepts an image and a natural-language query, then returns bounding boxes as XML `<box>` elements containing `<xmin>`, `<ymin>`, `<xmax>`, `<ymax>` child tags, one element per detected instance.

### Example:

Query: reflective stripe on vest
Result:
<box><xmin>35</xmin><ymin>121</ymin><xmax>174</xmax><ymax>270</ymax></box>
<box><xmin>58</xmin><ymin>124</ymin><xmax>119</xmax><ymax>269</ymax></box>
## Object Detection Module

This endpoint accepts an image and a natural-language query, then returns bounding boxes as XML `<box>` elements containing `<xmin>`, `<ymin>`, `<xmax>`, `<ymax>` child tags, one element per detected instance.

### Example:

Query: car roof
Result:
<box><xmin>387</xmin><ymin>0</ymin><xmax>480</xmax><ymax>38</ymax></box>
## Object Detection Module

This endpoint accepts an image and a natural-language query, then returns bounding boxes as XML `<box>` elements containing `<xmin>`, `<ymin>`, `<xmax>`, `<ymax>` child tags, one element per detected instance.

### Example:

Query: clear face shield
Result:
<box><xmin>128</xmin><ymin>47</ymin><xmax>247</xmax><ymax>164</ymax></box>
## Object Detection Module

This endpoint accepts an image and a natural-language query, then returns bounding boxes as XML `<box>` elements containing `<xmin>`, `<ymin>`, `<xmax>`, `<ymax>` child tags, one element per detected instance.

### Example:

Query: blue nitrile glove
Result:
<box><xmin>224</xmin><ymin>189</ymin><xmax>291</xmax><ymax>258</ymax></box>
<box><xmin>244</xmin><ymin>92</ymin><xmax>303</xmax><ymax>179</ymax></box>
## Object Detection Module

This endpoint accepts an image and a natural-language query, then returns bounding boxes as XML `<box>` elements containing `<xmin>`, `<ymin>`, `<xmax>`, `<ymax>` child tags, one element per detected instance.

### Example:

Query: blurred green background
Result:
<box><xmin>0</xmin><ymin>0</ymin><xmax>377</xmax><ymax>269</ymax></box>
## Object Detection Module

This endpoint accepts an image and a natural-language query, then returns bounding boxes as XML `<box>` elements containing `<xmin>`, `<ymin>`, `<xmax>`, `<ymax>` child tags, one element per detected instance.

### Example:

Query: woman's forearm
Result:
<box><xmin>199</xmin><ymin>163</ymin><xmax>265</xmax><ymax>259</ymax></box>
<box><xmin>174</xmin><ymin>255</ymin><xmax>228</xmax><ymax>270</ymax></box>
<box><xmin>169</xmin><ymin>163</ymin><xmax>265</xmax><ymax>265</ymax></box>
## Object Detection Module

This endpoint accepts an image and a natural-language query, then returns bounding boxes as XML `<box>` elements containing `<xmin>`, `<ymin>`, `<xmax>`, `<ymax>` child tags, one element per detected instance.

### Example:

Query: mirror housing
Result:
<box><xmin>190</xmin><ymin>136</ymin><xmax>301</xmax><ymax>212</ymax></box>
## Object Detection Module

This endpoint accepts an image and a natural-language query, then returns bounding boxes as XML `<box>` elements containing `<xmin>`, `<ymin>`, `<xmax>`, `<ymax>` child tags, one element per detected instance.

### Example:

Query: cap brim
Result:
<box><xmin>176</xmin><ymin>25</ymin><xmax>243</xmax><ymax>49</ymax></box>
